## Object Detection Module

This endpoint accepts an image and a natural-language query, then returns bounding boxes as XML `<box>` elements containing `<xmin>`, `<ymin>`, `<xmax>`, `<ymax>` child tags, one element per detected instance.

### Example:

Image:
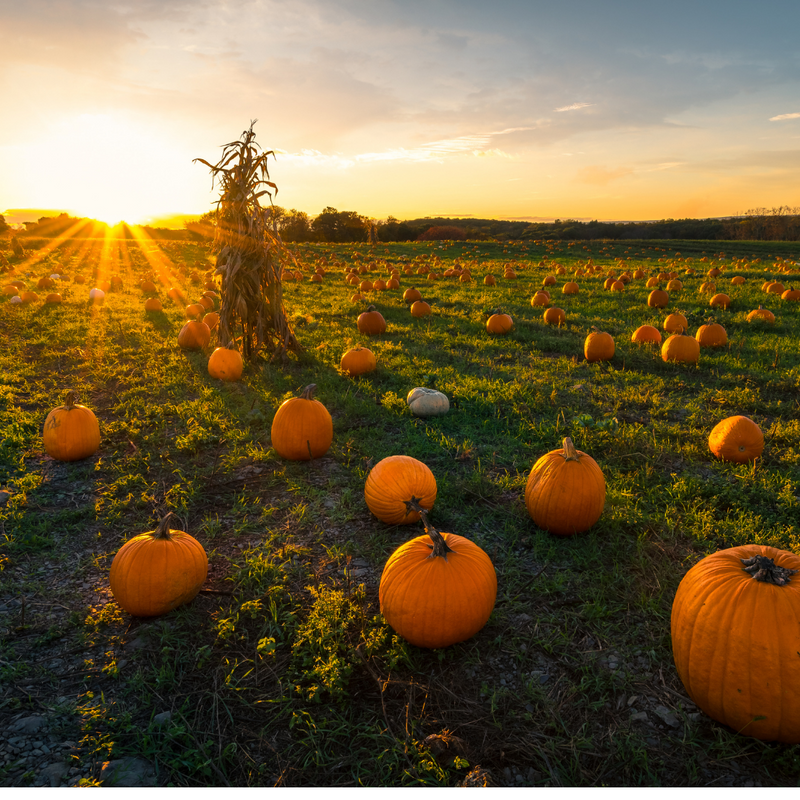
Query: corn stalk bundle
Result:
<box><xmin>194</xmin><ymin>121</ymin><xmax>300</xmax><ymax>363</ymax></box>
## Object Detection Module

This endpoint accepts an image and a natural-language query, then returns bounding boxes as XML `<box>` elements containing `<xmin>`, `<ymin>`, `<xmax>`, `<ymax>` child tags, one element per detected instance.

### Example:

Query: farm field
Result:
<box><xmin>2</xmin><ymin>232</ymin><xmax>800</xmax><ymax>787</ymax></box>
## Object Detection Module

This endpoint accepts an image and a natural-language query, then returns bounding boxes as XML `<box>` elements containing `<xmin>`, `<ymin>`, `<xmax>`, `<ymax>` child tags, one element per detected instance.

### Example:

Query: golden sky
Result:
<box><xmin>2</xmin><ymin>0</ymin><xmax>800</xmax><ymax>226</ymax></box>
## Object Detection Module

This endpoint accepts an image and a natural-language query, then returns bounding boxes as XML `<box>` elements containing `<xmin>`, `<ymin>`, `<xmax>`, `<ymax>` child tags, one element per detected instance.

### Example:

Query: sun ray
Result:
<box><xmin>12</xmin><ymin>218</ymin><xmax>97</xmax><ymax>274</ymax></box>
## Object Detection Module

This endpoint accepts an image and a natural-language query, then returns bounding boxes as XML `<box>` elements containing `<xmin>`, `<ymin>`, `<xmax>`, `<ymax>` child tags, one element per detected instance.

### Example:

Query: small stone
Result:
<box><xmin>539</xmin><ymin>674</ymin><xmax>550</xmax><ymax>684</ymax></box>
<box><xmin>39</xmin><ymin>762</ymin><xmax>69</xmax><ymax>787</ymax></box>
<box><xmin>654</xmin><ymin>705</ymin><xmax>681</xmax><ymax>728</ymax></box>
<box><xmin>152</xmin><ymin>711</ymin><xmax>172</xmax><ymax>727</ymax></box>
<box><xmin>8</xmin><ymin>716</ymin><xmax>47</xmax><ymax>735</ymax></box>
<box><xmin>630</xmin><ymin>711</ymin><xmax>649</xmax><ymax>723</ymax></box>
<box><xmin>99</xmin><ymin>757</ymin><xmax>156</xmax><ymax>787</ymax></box>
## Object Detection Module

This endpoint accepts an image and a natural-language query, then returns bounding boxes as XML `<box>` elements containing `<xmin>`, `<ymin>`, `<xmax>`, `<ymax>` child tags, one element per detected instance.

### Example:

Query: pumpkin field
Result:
<box><xmin>2</xmin><ymin>231</ymin><xmax>800</xmax><ymax>787</ymax></box>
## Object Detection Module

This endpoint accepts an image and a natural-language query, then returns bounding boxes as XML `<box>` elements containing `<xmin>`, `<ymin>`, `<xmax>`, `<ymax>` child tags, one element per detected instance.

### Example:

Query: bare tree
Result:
<box><xmin>194</xmin><ymin>121</ymin><xmax>301</xmax><ymax>363</ymax></box>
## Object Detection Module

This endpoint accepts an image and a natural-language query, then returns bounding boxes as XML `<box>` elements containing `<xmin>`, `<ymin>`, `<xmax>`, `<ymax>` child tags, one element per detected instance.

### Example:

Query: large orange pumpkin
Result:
<box><xmin>584</xmin><ymin>329</ymin><xmax>614</xmax><ymax>362</ymax></box>
<box><xmin>109</xmin><ymin>514</ymin><xmax>208</xmax><ymax>617</ymax></box>
<box><xmin>524</xmin><ymin>437</ymin><xmax>605</xmax><ymax>536</ymax></box>
<box><xmin>43</xmin><ymin>391</ymin><xmax>101</xmax><ymax>462</ymax></box>
<box><xmin>486</xmin><ymin>313</ymin><xmax>513</xmax><ymax>334</ymax></box>
<box><xmin>340</xmin><ymin>345</ymin><xmax>377</xmax><ymax>376</ymax></box>
<box><xmin>695</xmin><ymin>323</ymin><xmax>727</xmax><ymax>348</ymax></box>
<box><xmin>671</xmin><ymin>545</ymin><xmax>800</xmax><ymax>742</ymax></box>
<box><xmin>207</xmin><ymin>343</ymin><xmax>244</xmax><ymax>382</ymax></box>
<box><xmin>177</xmin><ymin>320</ymin><xmax>211</xmax><ymax>350</ymax></box>
<box><xmin>631</xmin><ymin>325</ymin><xmax>662</xmax><ymax>345</ymax></box>
<box><xmin>708</xmin><ymin>415</ymin><xmax>763</xmax><ymax>463</ymax></box>
<box><xmin>379</xmin><ymin>511</ymin><xmax>497</xmax><ymax>649</ymax></box>
<box><xmin>364</xmin><ymin>455</ymin><xmax>437</xmax><ymax>524</ymax></box>
<box><xmin>662</xmin><ymin>331</ymin><xmax>700</xmax><ymax>363</ymax></box>
<box><xmin>270</xmin><ymin>384</ymin><xmax>333</xmax><ymax>461</ymax></box>
<box><xmin>357</xmin><ymin>305</ymin><xmax>387</xmax><ymax>335</ymax></box>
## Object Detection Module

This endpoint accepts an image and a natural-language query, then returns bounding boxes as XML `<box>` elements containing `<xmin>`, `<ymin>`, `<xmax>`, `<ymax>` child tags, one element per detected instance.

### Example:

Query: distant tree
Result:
<box><xmin>416</xmin><ymin>225</ymin><xmax>467</xmax><ymax>241</ymax></box>
<box><xmin>280</xmin><ymin>209</ymin><xmax>312</xmax><ymax>242</ymax></box>
<box><xmin>311</xmin><ymin>207</ymin><xmax>369</xmax><ymax>242</ymax></box>
<box><xmin>0</xmin><ymin>214</ymin><xmax>8</xmax><ymax>235</ymax></box>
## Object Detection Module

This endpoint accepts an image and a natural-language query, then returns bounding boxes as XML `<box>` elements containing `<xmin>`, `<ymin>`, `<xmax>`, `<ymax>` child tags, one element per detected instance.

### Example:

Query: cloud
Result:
<box><xmin>554</xmin><ymin>103</ymin><xmax>594</xmax><ymax>112</ymax></box>
<box><xmin>770</xmin><ymin>113</ymin><xmax>800</xmax><ymax>121</ymax></box>
<box><xmin>576</xmin><ymin>166</ymin><xmax>634</xmax><ymax>185</ymax></box>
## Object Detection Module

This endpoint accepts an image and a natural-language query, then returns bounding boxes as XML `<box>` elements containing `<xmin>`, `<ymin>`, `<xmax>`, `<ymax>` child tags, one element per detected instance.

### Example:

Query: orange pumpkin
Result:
<box><xmin>661</xmin><ymin>331</ymin><xmax>700</xmax><ymax>364</ymax></box>
<box><xmin>357</xmin><ymin>305</ymin><xmax>387</xmax><ymax>335</ymax></box>
<box><xmin>584</xmin><ymin>329</ymin><xmax>614</xmax><ymax>362</ymax></box>
<box><xmin>364</xmin><ymin>455</ymin><xmax>436</xmax><ymax>525</ymax></box>
<box><xmin>671</xmin><ymin>545</ymin><xmax>800</xmax><ymax>742</ymax></box>
<box><xmin>109</xmin><ymin>514</ymin><xmax>208</xmax><ymax>618</ymax></box>
<box><xmin>486</xmin><ymin>313</ymin><xmax>513</xmax><ymax>335</ymax></box>
<box><xmin>379</xmin><ymin>511</ymin><xmax>496</xmax><ymax>649</ymax></box>
<box><xmin>631</xmin><ymin>325</ymin><xmax>662</xmax><ymax>345</ymax></box>
<box><xmin>525</xmin><ymin>437</ymin><xmax>605</xmax><ymax>536</ymax></box>
<box><xmin>144</xmin><ymin>297</ymin><xmax>163</xmax><ymax>312</ymax></box>
<box><xmin>543</xmin><ymin>306</ymin><xmax>565</xmax><ymax>326</ymax></box>
<box><xmin>410</xmin><ymin>300</ymin><xmax>431</xmax><ymax>317</ymax></box>
<box><xmin>177</xmin><ymin>320</ymin><xmax>211</xmax><ymax>350</ymax></box>
<box><xmin>270</xmin><ymin>384</ymin><xmax>333</xmax><ymax>461</ymax></box>
<box><xmin>43</xmin><ymin>391</ymin><xmax>101</xmax><ymax>462</ymax></box>
<box><xmin>709</xmin><ymin>415</ymin><xmax>764</xmax><ymax>463</ymax></box>
<box><xmin>647</xmin><ymin>289</ymin><xmax>669</xmax><ymax>308</ymax></box>
<box><xmin>695</xmin><ymin>323</ymin><xmax>727</xmax><ymax>348</ymax></box>
<box><xmin>340</xmin><ymin>346</ymin><xmax>377</xmax><ymax>377</ymax></box>
<box><xmin>208</xmin><ymin>343</ymin><xmax>244</xmax><ymax>382</ymax></box>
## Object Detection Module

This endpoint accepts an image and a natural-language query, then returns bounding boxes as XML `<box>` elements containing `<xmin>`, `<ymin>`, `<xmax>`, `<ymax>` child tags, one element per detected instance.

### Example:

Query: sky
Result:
<box><xmin>2</xmin><ymin>0</ymin><xmax>800</xmax><ymax>226</ymax></box>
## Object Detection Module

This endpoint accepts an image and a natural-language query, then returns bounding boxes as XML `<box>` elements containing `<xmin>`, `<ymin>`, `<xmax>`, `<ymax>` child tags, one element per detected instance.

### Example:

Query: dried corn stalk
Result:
<box><xmin>194</xmin><ymin>121</ymin><xmax>300</xmax><ymax>362</ymax></box>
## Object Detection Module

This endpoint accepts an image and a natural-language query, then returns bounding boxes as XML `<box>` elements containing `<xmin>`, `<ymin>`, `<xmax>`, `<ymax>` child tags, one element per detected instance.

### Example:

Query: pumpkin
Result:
<box><xmin>663</xmin><ymin>313</ymin><xmax>688</xmax><ymax>334</ymax></box>
<box><xmin>543</xmin><ymin>306</ymin><xmax>565</xmax><ymax>326</ymax></box>
<box><xmin>379</xmin><ymin>510</ymin><xmax>497</xmax><ymax>649</ymax></box>
<box><xmin>270</xmin><ymin>384</ymin><xmax>333</xmax><ymax>460</ymax></box>
<box><xmin>709</xmin><ymin>293</ymin><xmax>730</xmax><ymax>309</ymax></box>
<box><xmin>709</xmin><ymin>415</ymin><xmax>763</xmax><ymax>463</ymax></box>
<box><xmin>666</xmin><ymin>279</ymin><xmax>683</xmax><ymax>291</ymax></box>
<box><xmin>45</xmin><ymin>293</ymin><xmax>62</xmax><ymax>304</ymax></box>
<box><xmin>483</xmin><ymin>275</ymin><xmax>496</xmax><ymax>286</ymax></box>
<box><xmin>695</xmin><ymin>322</ymin><xmax>727</xmax><ymax>348</ymax></box>
<box><xmin>584</xmin><ymin>329</ymin><xmax>614</xmax><ymax>362</ymax></box>
<box><xmin>747</xmin><ymin>306</ymin><xmax>775</xmax><ymax>323</ymax></box>
<box><xmin>530</xmin><ymin>291</ymin><xmax>550</xmax><ymax>307</ymax></box>
<box><xmin>109</xmin><ymin>513</ymin><xmax>208</xmax><ymax>618</ymax></box>
<box><xmin>631</xmin><ymin>324</ymin><xmax>662</xmax><ymax>345</ymax></box>
<box><xmin>185</xmin><ymin>303</ymin><xmax>205</xmax><ymax>319</ymax></box>
<box><xmin>357</xmin><ymin>305</ymin><xmax>387</xmax><ymax>335</ymax></box>
<box><xmin>364</xmin><ymin>455</ymin><xmax>437</xmax><ymax>524</ymax></box>
<box><xmin>144</xmin><ymin>297</ymin><xmax>163</xmax><ymax>312</ymax></box>
<box><xmin>670</xmin><ymin>545</ymin><xmax>800</xmax><ymax>742</ymax></box>
<box><xmin>177</xmin><ymin>320</ymin><xmax>211</xmax><ymax>350</ymax></box>
<box><xmin>410</xmin><ymin>300</ymin><xmax>431</xmax><ymax>317</ymax></box>
<box><xmin>661</xmin><ymin>331</ymin><xmax>700</xmax><ymax>364</ymax></box>
<box><xmin>203</xmin><ymin>311</ymin><xmax>219</xmax><ymax>330</ymax></box>
<box><xmin>208</xmin><ymin>342</ymin><xmax>244</xmax><ymax>382</ymax></box>
<box><xmin>407</xmin><ymin>387</ymin><xmax>449</xmax><ymax>417</ymax></box>
<box><xmin>43</xmin><ymin>390</ymin><xmax>101</xmax><ymax>462</ymax></box>
<box><xmin>562</xmin><ymin>281</ymin><xmax>579</xmax><ymax>294</ymax></box>
<box><xmin>89</xmin><ymin>288</ymin><xmax>105</xmax><ymax>304</ymax></box>
<box><xmin>403</xmin><ymin>287</ymin><xmax>422</xmax><ymax>304</ymax></box>
<box><xmin>486</xmin><ymin>313</ymin><xmax>513</xmax><ymax>334</ymax></box>
<box><xmin>340</xmin><ymin>345</ymin><xmax>377</xmax><ymax>376</ymax></box>
<box><xmin>524</xmin><ymin>437</ymin><xmax>605</xmax><ymax>536</ymax></box>
<box><xmin>647</xmin><ymin>289</ymin><xmax>669</xmax><ymax>308</ymax></box>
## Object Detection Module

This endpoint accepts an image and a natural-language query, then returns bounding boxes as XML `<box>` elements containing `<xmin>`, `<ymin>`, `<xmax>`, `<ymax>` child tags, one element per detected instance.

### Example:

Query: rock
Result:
<box><xmin>654</xmin><ymin>705</ymin><xmax>681</xmax><ymax>728</ymax></box>
<box><xmin>152</xmin><ymin>711</ymin><xmax>172</xmax><ymax>727</ymax></box>
<box><xmin>8</xmin><ymin>716</ymin><xmax>47</xmax><ymax>735</ymax></box>
<box><xmin>39</xmin><ymin>762</ymin><xmax>69</xmax><ymax>787</ymax></box>
<box><xmin>99</xmin><ymin>757</ymin><xmax>157</xmax><ymax>787</ymax></box>
<box><xmin>630</xmin><ymin>711</ymin><xmax>649</xmax><ymax>723</ymax></box>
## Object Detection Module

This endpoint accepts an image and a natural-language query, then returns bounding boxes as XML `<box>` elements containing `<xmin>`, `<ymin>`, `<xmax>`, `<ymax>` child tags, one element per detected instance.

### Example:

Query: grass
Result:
<box><xmin>1</xmin><ymin>233</ymin><xmax>799</xmax><ymax>786</ymax></box>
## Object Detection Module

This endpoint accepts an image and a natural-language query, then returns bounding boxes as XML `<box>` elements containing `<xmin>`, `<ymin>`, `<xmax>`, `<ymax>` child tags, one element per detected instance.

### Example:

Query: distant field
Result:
<box><xmin>1</xmin><ymin>233</ymin><xmax>800</xmax><ymax>787</ymax></box>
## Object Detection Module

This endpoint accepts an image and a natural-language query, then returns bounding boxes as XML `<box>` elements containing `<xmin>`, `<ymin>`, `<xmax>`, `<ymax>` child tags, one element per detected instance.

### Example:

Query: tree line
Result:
<box><xmin>7</xmin><ymin>206</ymin><xmax>800</xmax><ymax>243</ymax></box>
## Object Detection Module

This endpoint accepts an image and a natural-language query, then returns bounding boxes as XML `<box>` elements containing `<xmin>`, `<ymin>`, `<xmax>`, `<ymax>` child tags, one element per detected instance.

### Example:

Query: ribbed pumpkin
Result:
<box><xmin>406</xmin><ymin>387</ymin><xmax>449</xmax><ymax>417</ymax></box>
<box><xmin>671</xmin><ymin>545</ymin><xmax>800</xmax><ymax>742</ymax></box>
<box><xmin>271</xmin><ymin>384</ymin><xmax>333</xmax><ymax>460</ymax></box>
<box><xmin>661</xmin><ymin>331</ymin><xmax>700</xmax><ymax>363</ymax></box>
<box><xmin>709</xmin><ymin>415</ymin><xmax>764</xmax><ymax>463</ymax></box>
<box><xmin>177</xmin><ymin>320</ymin><xmax>211</xmax><ymax>350</ymax></box>
<box><xmin>663</xmin><ymin>313</ymin><xmax>688</xmax><ymax>334</ymax></box>
<box><xmin>410</xmin><ymin>300</ymin><xmax>431</xmax><ymax>317</ymax></box>
<box><xmin>747</xmin><ymin>306</ymin><xmax>775</xmax><ymax>324</ymax></box>
<box><xmin>144</xmin><ymin>297</ymin><xmax>163</xmax><ymax>312</ymax></box>
<box><xmin>364</xmin><ymin>455</ymin><xmax>437</xmax><ymax>525</ymax></box>
<box><xmin>695</xmin><ymin>322</ymin><xmax>727</xmax><ymax>348</ymax></box>
<box><xmin>208</xmin><ymin>342</ymin><xmax>244</xmax><ymax>382</ymax></box>
<box><xmin>43</xmin><ymin>390</ymin><xmax>101</xmax><ymax>462</ymax></box>
<box><xmin>340</xmin><ymin>345</ymin><xmax>377</xmax><ymax>376</ymax></box>
<box><xmin>379</xmin><ymin>510</ymin><xmax>496</xmax><ymax>649</ymax></box>
<box><xmin>524</xmin><ymin>437</ymin><xmax>605</xmax><ymax>536</ymax></box>
<box><xmin>109</xmin><ymin>514</ymin><xmax>208</xmax><ymax>617</ymax></box>
<box><xmin>486</xmin><ymin>313</ymin><xmax>513</xmax><ymax>334</ymax></box>
<box><xmin>631</xmin><ymin>324</ymin><xmax>662</xmax><ymax>345</ymax></box>
<box><xmin>584</xmin><ymin>329</ymin><xmax>614</xmax><ymax>362</ymax></box>
<box><xmin>403</xmin><ymin>287</ymin><xmax>422</xmax><ymax>304</ymax></box>
<box><xmin>357</xmin><ymin>305</ymin><xmax>387</xmax><ymax>335</ymax></box>
<box><xmin>709</xmin><ymin>293</ymin><xmax>730</xmax><ymax>309</ymax></box>
<box><xmin>647</xmin><ymin>289</ymin><xmax>669</xmax><ymax>308</ymax></box>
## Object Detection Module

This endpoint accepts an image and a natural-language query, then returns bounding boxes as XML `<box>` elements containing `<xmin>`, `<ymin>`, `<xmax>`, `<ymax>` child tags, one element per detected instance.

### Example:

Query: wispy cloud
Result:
<box><xmin>554</xmin><ymin>103</ymin><xmax>594</xmax><ymax>112</ymax></box>
<box><xmin>770</xmin><ymin>112</ymin><xmax>800</xmax><ymax>121</ymax></box>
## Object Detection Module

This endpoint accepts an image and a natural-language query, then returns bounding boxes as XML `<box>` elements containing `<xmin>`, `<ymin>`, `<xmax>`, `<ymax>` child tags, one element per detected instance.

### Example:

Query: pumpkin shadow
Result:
<box><xmin>145</xmin><ymin>310</ymin><xmax>174</xmax><ymax>335</ymax></box>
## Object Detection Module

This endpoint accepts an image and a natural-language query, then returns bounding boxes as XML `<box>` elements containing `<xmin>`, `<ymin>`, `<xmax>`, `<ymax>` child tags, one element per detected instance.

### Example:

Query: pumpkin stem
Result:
<box><xmin>64</xmin><ymin>390</ymin><xmax>79</xmax><ymax>410</ymax></box>
<box><xmin>561</xmin><ymin>437</ymin><xmax>581</xmax><ymax>462</ymax></box>
<box><xmin>300</xmin><ymin>384</ymin><xmax>317</xmax><ymax>400</ymax></box>
<box><xmin>741</xmin><ymin>555</ymin><xmax>797</xmax><ymax>586</ymax></box>
<box><xmin>404</xmin><ymin>499</ymin><xmax>454</xmax><ymax>560</ymax></box>
<box><xmin>152</xmin><ymin>513</ymin><xmax>175</xmax><ymax>540</ymax></box>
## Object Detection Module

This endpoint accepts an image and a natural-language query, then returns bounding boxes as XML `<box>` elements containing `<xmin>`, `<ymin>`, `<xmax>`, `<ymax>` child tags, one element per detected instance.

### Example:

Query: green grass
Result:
<box><xmin>1</xmin><ymin>234</ymin><xmax>799</xmax><ymax>786</ymax></box>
